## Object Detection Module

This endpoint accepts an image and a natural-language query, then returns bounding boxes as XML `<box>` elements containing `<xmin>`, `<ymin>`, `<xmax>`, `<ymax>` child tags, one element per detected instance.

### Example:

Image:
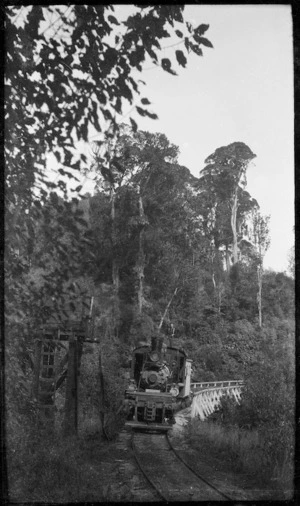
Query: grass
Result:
<box><xmin>184</xmin><ymin>419</ymin><xmax>294</xmax><ymax>500</ymax></box>
<box><xmin>6</xmin><ymin>404</ymin><xmax>294</xmax><ymax>502</ymax></box>
<box><xmin>6</xmin><ymin>408</ymin><xmax>123</xmax><ymax>503</ymax></box>
<box><xmin>7</xmin><ymin>431</ymin><xmax>110</xmax><ymax>502</ymax></box>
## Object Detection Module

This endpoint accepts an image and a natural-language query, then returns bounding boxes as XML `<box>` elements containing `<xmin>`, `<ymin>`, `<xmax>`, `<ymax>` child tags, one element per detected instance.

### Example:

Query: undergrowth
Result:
<box><xmin>6</xmin><ymin>400</ymin><xmax>125</xmax><ymax>503</ymax></box>
<box><xmin>7</xmin><ymin>425</ymin><xmax>117</xmax><ymax>503</ymax></box>
<box><xmin>184</xmin><ymin>418</ymin><xmax>294</xmax><ymax>500</ymax></box>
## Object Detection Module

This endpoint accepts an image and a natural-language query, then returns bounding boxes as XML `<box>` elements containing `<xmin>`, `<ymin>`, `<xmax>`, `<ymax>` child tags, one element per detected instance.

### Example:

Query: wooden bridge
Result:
<box><xmin>190</xmin><ymin>380</ymin><xmax>244</xmax><ymax>420</ymax></box>
<box><xmin>174</xmin><ymin>381</ymin><xmax>244</xmax><ymax>431</ymax></box>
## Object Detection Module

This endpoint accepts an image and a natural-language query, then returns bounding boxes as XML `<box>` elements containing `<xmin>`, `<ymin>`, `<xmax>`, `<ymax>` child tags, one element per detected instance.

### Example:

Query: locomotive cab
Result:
<box><xmin>124</xmin><ymin>337</ymin><xmax>192</xmax><ymax>431</ymax></box>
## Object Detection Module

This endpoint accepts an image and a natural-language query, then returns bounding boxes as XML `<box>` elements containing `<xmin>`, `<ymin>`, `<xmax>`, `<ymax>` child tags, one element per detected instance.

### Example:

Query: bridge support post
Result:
<box><xmin>190</xmin><ymin>381</ymin><xmax>244</xmax><ymax>421</ymax></box>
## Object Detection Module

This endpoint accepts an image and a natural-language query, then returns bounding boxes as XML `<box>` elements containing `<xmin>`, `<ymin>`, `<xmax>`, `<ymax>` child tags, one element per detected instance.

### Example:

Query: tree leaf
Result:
<box><xmin>184</xmin><ymin>37</ymin><xmax>190</xmax><ymax>52</ymax></box>
<box><xmin>161</xmin><ymin>58</ymin><xmax>171</xmax><ymax>70</ymax></box>
<box><xmin>194</xmin><ymin>24</ymin><xmax>210</xmax><ymax>36</ymax></box>
<box><xmin>190</xmin><ymin>44</ymin><xmax>203</xmax><ymax>56</ymax></box>
<box><xmin>108</xmin><ymin>15</ymin><xmax>119</xmax><ymax>25</ymax></box>
<box><xmin>198</xmin><ymin>37</ymin><xmax>213</xmax><ymax>48</ymax></box>
<box><xmin>175</xmin><ymin>50</ymin><xmax>187</xmax><ymax>68</ymax></box>
<box><xmin>136</xmin><ymin>106</ymin><xmax>146</xmax><ymax>117</ymax></box>
<box><xmin>130</xmin><ymin>117</ymin><xmax>138</xmax><ymax>132</ymax></box>
<box><xmin>141</xmin><ymin>97</ymin><xmax>151</xmax><ymax>105</ymax></box>
<box><xmin>144</xmin><ymin>110</ymin><xmax>158</xmax><ymax>120</ymax></box>
<box><xmin>161</xmin><ymin>58</ymin><xmax>177</xmax><ymax>75</ymax></box>
<box><xmin>186</xmin><ymin>22</ymin><xmax>193</xmax><ymax>33</ymax></box>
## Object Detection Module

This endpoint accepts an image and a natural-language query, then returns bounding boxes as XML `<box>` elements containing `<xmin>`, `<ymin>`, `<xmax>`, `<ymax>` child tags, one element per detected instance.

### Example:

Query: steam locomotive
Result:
<box><xmin>123</xmin><ymin>335</ymin><xmax>192</xmax><ymax>431</ymax></box>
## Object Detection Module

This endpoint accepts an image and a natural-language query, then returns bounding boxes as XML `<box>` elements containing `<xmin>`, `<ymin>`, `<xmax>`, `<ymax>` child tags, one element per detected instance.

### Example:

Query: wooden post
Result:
<box><xmin>64</xmin><ymin>333</ymin><xmax>78</xmax><ymax>436</ymax></box>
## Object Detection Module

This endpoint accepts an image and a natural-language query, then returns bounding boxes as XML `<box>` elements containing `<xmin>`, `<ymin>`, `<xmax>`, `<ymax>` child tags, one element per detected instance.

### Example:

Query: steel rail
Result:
<box><xmin>131</xmin><ymin>433</ymin><xmax>169</xmax><ymax>502</ymax></box>
<box><xmin>166</xmin><ymin>433</ymin><xmax>233</xmax><ymax>501</ymax></box>
<box><xmin>132</xmin><ymin>432</ymin><xmax>233</xmax><ymax>502</ymax></box>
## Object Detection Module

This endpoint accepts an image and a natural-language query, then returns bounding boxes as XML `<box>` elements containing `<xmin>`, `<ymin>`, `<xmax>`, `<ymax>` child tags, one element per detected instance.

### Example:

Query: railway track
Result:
<box><xmin>132</xmin><ymin>431</ymin><xmax>233</xmax><ymax>502</ymax></box>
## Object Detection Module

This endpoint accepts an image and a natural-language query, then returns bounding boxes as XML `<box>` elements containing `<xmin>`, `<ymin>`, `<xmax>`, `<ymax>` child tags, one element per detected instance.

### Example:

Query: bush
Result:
<box><xmin>7</xmin><ymin>427</ymin><xmax>114</xmax><ymax>502</ymax></box>
<box><xmin>196</xmin><ymin>316</ymin><xmax>295</xmax><ymax>499</ymax></box>
<box><xmin>184</xmin><ymin>418</ymin><xmax>293</xmax><ymax>499</ymax></box>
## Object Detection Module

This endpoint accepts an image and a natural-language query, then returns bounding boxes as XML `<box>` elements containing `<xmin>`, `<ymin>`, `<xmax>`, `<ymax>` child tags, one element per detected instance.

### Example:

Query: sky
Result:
<box><xmin>103</xmin><ymin>4</ymin><xmax>293</xmax><ymax>273</ymax></box>
<box><xmin>44</xmin><ymin>4</ymin><xmax>293</xmax><ymax>273</ymax></box>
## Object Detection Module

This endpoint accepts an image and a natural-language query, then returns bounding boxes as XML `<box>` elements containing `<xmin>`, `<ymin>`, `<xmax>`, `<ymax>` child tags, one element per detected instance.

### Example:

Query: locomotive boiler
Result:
<box><xmin>123</xmin><ymin>335</ymin><xmax>192</xmax><ymax>431</ymax></box>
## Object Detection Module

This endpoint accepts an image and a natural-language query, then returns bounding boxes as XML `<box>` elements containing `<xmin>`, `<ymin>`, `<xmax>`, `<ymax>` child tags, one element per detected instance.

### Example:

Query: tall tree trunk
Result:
<box><xmin>225</xmin><ymin>244</ymin><xmax>231</xmax><ymax>272</ymax></box>
<box><xmin>111</xmin><ymin>187</ymin><xmax>119</xmax><ymax>334</ymax></box>
<box><xmin>231</xmin><ymin>166</ymin><xmax>245</xmax><ymax>266</ymax></box>
<box><xmin>137</xmin><ymin>191</ymin><xmax>146</xmax><ymax>316</ymax></box>
<box><xmin>137</xmin><ymin>229</ymin><xmax>145</xmax><ymax>316</ymax></box>
<box><xmin>158</xmin><ymin>287</ymin><xmax>178</xmax><ymax>331</ymax></box>
<box><xmin>252</xmin><ymin>211</ymin><xmax>270</xmax><ymax>328</ymax></box>
<box><xmin>210</xmin><ymin>240</ymin><xmax>216</xmax><ymax>289</ymax></box>
<box><xmin>211</xmin><ymin>271</ymin><xmax>216</xmax><ymax>290</ymax></box>
<box><xmin>231</xmin><ymin>191</ymin><xmax>239</xmax><ymax>264</ymax></box>
<box><xmin>257</xmin><ymin>263</ymin><xmax>262</xmax><ymax>327</ymax></box>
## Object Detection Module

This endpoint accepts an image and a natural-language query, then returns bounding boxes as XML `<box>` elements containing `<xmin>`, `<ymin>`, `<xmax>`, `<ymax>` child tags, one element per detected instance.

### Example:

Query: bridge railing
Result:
<box><xmin>191</xmin><ymin>380</ymin><xmax>244</xmax><ymax>391</ymax></box>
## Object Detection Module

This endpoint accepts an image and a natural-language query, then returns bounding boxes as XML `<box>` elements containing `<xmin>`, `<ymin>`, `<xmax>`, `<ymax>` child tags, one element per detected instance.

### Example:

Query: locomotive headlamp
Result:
<box><xmin>150</xmin><ymin>351</ymin><xmax>159</xmax><ymax>362</ymax></box>
<box><xmin>170</xmin><ymin>386</ymin><xmax>179</xmax><ymax>397</ymax></box>
<box><xmin>128</xmin><ymin>379</ymin><xmax>137</xmax><ymax>391</ymax></box>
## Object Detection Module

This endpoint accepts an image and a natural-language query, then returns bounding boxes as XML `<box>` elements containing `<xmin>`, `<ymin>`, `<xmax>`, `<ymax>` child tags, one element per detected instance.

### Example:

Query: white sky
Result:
<box><xmin>102</xmin><ymin>4</ymin><xmax>294</xmax><ymax>273</ymax></box>
<box><xmin>47</xmin><ymin>4</ymin><xmax>293</xmax><ymax>273</ymax></box>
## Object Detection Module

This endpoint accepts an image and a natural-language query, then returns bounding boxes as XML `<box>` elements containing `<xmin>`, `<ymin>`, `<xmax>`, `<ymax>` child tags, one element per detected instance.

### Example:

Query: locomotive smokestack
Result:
<box><xmin>151</xmin><ymin>336</ymin><xmax>157</xmax><ymax>351</ymax></box>
<box><xmin>151</xmin><ymin>334</ymin><xmax>164</xmax><ymax>352</ymax></box>
<box><xmin>157</xmin><ymin>336</ymin><xmax>163</xmax><ymax>353</ymax></box>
